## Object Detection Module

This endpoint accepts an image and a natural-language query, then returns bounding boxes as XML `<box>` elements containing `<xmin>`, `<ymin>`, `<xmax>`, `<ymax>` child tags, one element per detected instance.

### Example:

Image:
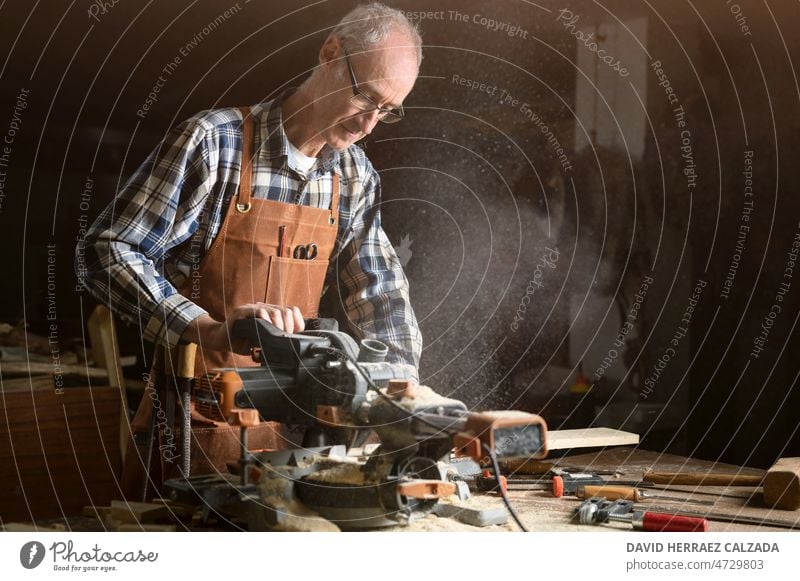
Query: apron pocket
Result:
<box><xmin>265</xmin><ymin>256</ymin><xmax>330</xmax><ymax>318</ymax></box>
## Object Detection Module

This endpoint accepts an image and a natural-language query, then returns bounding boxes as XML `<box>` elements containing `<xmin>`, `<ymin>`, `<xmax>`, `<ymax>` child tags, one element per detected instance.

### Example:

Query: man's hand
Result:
<box><xmin>182</xmin><ymin>303</ymin><xmax>304</xmax><ymax>354</ymax></box>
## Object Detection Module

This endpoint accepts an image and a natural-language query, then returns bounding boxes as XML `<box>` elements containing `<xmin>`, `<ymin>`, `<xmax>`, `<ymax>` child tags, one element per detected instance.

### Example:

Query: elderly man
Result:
<box><xmin>78</xmin><ymin>2</ymin><xmax>423</xmax><ymax>498</ymax></box>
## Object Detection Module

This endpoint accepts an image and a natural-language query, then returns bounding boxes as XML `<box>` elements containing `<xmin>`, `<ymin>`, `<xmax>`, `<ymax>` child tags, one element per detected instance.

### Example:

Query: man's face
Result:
<box><xmin>312</xmin><ymin>32</ymin><xmax>418</xmax><ymax>151</ymax></box>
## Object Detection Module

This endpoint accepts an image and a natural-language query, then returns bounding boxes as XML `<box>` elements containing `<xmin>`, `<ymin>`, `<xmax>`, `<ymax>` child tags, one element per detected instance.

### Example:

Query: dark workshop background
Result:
<box><xmin>0</xmin><ymin>0</ymin><xmax>798</xmax><ymax>468</ymax></box>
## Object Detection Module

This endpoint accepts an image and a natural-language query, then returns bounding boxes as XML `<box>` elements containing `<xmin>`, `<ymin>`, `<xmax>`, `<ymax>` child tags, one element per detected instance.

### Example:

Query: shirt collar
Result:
<box><xmin>257</xmin><ymin>89</ymin><xmax>341</xmax><ymax>176</ymax></box>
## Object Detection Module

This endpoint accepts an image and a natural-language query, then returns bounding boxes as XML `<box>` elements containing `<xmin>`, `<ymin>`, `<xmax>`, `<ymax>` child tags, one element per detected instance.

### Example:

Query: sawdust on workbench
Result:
<box><xmin>438</xmin><ymin>494</ymin><xmax>504</xmax><ymax>509</ymax></box>
<box><xmin>256</xmin><ymin>477</ymin><xmax>340</xmax><ymax>532</ymax></box>
<box><xmin>404</xmin><ymin>513</ymin><xmax>510</xmax><ymax>532</ymax></box>
<box><xmin>397</xmin><ymin>492</ymin><xmax>585</xmax><ymax>532</ymax></box>
<box><xmin>303</xmin><ymin>462</ymin><xmax>366</xmax><ymax>485</ymax></box>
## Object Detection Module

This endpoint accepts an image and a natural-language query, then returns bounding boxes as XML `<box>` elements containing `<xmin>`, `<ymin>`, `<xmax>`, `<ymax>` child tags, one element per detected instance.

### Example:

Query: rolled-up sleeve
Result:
<box><xmin>333</xmin><ymin>167</ymin><xmax>422</xmax><ymax>373</ymax></box>
<box><xmin>77</xmin><ymin>119</ymin><xmax>213</xmax><ymax>348</ymax></box>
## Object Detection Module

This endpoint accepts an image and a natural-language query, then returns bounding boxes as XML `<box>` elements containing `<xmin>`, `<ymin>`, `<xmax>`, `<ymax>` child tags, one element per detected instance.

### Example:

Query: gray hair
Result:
<box><xmin>331</xmin><ymin>2</ymin><xmax>423</xmax><ymax>67</ymax></box>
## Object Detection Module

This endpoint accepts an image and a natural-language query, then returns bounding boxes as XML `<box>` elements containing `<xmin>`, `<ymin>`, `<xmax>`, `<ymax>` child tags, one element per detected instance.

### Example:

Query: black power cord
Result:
<box><xmin>483</xmin><ymin>443</ymin><xmax>529</xmax><ymax>532</ymax></box>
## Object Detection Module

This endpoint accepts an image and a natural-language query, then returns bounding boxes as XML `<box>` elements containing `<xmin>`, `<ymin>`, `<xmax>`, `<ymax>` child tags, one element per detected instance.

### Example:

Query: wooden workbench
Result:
<box><xmin>401</xmin><ymin>448</ymin><xmax>800</xmax><ymax>532</ymax></box>
<box><xmin>8</xmin><ymin>447</ymin><xmax>798</xmax><ymax>532</ymax></box>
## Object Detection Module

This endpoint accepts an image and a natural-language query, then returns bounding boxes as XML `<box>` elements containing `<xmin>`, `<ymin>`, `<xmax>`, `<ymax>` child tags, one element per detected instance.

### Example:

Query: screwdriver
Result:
<box><xmin>577</xmin><ymin>485</ymin><xmax>716</xmax><ymax>506</ymax></box>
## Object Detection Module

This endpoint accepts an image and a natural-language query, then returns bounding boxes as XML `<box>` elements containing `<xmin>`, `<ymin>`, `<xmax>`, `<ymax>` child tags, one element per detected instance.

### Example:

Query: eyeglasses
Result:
<box><xmin>343</xmin><ymin>47</ymin><xmax>404</xmax><ymax>124</ymax></box>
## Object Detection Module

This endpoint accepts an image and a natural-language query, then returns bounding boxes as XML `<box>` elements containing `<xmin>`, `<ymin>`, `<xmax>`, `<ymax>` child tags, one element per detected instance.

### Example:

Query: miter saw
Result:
<box><xmin>163</xmin><ymin>319</ymin><xmax>548</xmax><ymax>530</ymax></box>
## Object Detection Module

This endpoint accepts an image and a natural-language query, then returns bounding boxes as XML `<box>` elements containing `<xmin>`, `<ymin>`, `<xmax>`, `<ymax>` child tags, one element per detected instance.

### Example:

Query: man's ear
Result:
<box><xmin>319</xmin><ymin>35</ymin><xmax>342</xmax><ymax>68</ymax></box>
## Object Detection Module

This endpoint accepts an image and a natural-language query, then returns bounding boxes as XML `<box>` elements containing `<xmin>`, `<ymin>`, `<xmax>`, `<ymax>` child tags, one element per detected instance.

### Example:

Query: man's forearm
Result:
<box><xmin>181</xmin><ymin>313</ymin><xmax>223</xmax><ymax>345</ymax></box>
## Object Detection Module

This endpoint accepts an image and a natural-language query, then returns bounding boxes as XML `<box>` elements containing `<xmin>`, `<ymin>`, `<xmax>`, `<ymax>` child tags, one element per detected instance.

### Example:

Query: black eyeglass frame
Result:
<box><xmin>343</xmin><ymin>47</ymin><xmax>405</xmax><ymax>124</ymax></box>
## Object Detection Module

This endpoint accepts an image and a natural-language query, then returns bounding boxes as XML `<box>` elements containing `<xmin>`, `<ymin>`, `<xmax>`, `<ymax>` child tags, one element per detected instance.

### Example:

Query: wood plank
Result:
<box><xmin>116</xmin><ymin>523</ymin><xmax>177</xmax><ymax>532</ymax></box>
<box><xmin>0</xmin><ymin>361</ymin><xmax>108</xmax><ymax>379</ymax></box>
<box><xmin>547</xmin><ymin>427</ymin><xmax>639</xmax><ymax>451</ymax></box>
<box><xmin>0</xmin><ymin>375</ymin><xmax>57</xmax><ymax>391</ymax></box>
<box><xmin>2</xmin><ymin>522</ymin><xmax>66</xmax><ymax>532</ymax></box>
<box><xmin>82</xmin><ymin>506</ymin><xmax>112</xmax><ymax>519</ymax></box>
<box><xmin>110</xmin><ymin>500</ymin><xmax>171</xmax><ymax>524</ymax></box>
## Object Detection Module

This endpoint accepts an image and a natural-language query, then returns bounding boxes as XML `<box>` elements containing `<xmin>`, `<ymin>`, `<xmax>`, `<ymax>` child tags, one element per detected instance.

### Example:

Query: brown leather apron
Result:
<box><xmin>120</xmin><ymin>106</ymin><xmax>340</xmax><ymax>500</ymax></box>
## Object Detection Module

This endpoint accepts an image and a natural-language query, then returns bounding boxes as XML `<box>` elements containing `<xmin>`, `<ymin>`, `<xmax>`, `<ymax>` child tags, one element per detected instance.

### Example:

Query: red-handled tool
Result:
<box><xmin>575</xmin><ymin>497</ymin><xmax>708</xmax><ymax>532</ymax></box>
<box><xmin>635</xmin><ymin>510</ymin><xmax>709</xmax><ymax>532</ymax></box>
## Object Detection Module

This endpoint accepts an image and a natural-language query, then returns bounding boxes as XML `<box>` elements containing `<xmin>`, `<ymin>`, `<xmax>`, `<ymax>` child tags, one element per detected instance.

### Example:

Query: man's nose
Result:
<box><xmin>355</xmin><ymin>109</ymin><xmax>381</xmax><ymax>135</ymax></box>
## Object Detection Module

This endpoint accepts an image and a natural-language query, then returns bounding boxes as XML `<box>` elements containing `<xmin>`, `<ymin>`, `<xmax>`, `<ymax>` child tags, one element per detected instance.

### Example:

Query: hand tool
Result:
<box><xmin>577</xmin><ymin>484</ymin><xmax>716</xmax><ymax>506</ymax></box>
<box><xmin>645</xmin><ymin>459</ymin><xmax>799</xmax><ymax>510</ymax></box>
<box><xmin>499</xmin><ymin>458</ymin><xmax>619</xmax><ymax>476</ymax></box>
<box><xmin>175</xmin><ymin>343</ymin><xmax>197</xmax><ymax>477</ymax></box>
<box><xmin>163</xmin><ymin>347</ymin><xmax>181</xmax><ymax>467</ymax></box>
<box><xmin>475</xmin><ymin>473</ymin><xmax>581</xmax><ymax>492</ymax></box>
<box><xmin>552</xmin><ymin>472</ymin><xmax>652</xmax><ymax>497</ymax></box>
<box><xmin>141</xmin><ymin>345</ymin><xmax>167</xmax><ymax>502</ymax></box>
<box><xmin>277</xmin><ymin>225</ymin><xmax>286</xmax><ymax>257</ymax></box>
<box><xmin>763</xmin><ymin>457</ymin><xmax>800</xmax><ymax>510</ymax></box>
<box><xmin>636</xmin><ymin>506</ymin><xmax>800</xmax><ymax>530</ymax></box>
<box><xmin>643</xmin><ymin>470</ymin><xmax>763</xmax><ymax>486</ymax></box>
<box><xmin>293</xmin><ymin>242</ymin><xmax>318</xmax><ymax>260</ymax></box>
<box><xmin>474</xmin><ymin>470</ymin><xmax>651</xmax><ymax>495</ymax></box>
<box><xmin>575</xmin><ymin>497</ymin><xmax>708</xmax><ymax>532</ymax></box>
<box><xmin>499</xmin><ymin>459</ymin><xmax>555</xmax><ymax>474</ymax></box>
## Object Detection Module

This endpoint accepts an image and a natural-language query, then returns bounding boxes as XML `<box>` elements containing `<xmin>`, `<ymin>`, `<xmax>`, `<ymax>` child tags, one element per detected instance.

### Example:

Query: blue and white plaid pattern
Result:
<box><xmin>78</xmin><ymin>94</ymin><xmax>421</xmax><ymax>369</ymax></box>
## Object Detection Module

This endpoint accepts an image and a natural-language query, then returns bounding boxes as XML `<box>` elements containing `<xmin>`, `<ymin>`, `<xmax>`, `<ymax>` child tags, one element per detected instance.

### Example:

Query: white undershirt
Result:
<box><xmin>287</xmin><ymin>139</ymin><xmax>318</xmax><ymax>176</ymax></box>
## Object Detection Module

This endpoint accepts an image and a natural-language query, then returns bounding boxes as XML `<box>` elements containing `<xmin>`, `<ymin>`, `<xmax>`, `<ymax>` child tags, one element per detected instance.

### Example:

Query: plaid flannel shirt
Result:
<box><xmin>78</xmin><ymin>94</ymin><xmax>422</xmax><ymax>370</ymax></box>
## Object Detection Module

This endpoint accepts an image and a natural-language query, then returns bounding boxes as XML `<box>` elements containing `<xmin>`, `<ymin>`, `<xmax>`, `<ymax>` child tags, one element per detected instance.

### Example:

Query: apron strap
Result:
<box><xmin>236</xmin><ymin>106</ymin><xmax>253</xmax><ymax>213</ymax></box>
<box><xmin>329</xmin><ymin>172</ymin><xmax>340</xmax><ymax>225</ymax></box>
<box><xmin>237</xmin><ymin>104</ymin><xmax>338</xmax><ymax>223</ymax></box>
